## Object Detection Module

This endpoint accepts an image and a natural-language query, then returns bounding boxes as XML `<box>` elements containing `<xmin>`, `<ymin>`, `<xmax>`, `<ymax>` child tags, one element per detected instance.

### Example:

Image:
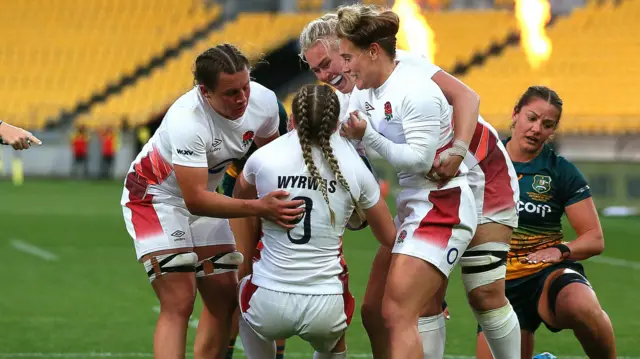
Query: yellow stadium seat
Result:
<box><xmin>0</xmin><ymin>0</ymin><xmax>221</xmax><ymax>130</ymax></box>
<box><xmin>460</xmin><ymin>0</ymin><xmax>640</xmax><ymax>134</ymax></box>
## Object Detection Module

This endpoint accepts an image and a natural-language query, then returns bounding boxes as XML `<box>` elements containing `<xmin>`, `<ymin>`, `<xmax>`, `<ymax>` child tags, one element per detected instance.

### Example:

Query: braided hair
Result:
<box><xmin>291</xmin><ymin>84</ymin><xmax>365</xmax><ymax>227</ymax></box>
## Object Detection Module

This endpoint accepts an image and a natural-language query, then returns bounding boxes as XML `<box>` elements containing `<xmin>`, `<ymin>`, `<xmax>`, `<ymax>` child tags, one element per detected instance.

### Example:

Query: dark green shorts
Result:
<box><xmin>478</xmin><ymin>261</ymin><xmax>587</xmax><ymax>334</ymax></box>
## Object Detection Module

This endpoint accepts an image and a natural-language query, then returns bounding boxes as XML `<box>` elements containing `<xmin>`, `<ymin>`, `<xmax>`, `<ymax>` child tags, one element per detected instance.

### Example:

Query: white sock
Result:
<box><xmin>474</xmin><ymin>302</ymin><xmax>521</xmax><ymax>359</ymax></box>
<box><xmin>237</xmin><ymin>314</ymin><xmax>276</xmax><ymax>359</ymax></box>
<box><xmin>418</xmin><ymin>314</ymin><xmax>446</xmax><ymax>359</ymax></box>
<box><xmin>313</xmin><ymin>351</ymin><xmax>346</xmax><ymax>359</ymax></box>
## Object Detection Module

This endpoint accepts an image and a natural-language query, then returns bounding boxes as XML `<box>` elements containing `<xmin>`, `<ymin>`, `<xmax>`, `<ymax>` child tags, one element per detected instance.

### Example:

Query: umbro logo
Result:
<box><xmin>365</xmin><ymin>102</ymin><xmax>375</xmax><ymax>111</ymax></box>
<box><xmin>209</xmin><ymin>138</ymin><xmax>222</xmax><ymax>153</ymax></box>
<box><xmin>171</xmin><ymin>230</ymin><xmax>185</xmax><ymax>237</ymax></box>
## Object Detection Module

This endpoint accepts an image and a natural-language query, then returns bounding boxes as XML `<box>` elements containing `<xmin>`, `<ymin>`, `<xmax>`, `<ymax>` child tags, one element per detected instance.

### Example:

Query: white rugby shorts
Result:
<box><xmin>392</xmin><ymin>177</ymin><xmax>477</xmax><ymax>277</ymax></box>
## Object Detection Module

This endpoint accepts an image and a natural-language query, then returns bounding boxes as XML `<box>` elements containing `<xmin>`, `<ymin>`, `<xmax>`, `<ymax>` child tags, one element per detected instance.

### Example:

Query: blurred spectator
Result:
<box><xmin>99</xmin><ymin>127</ymin><xmax>119</xmax><ymax>179</ymax></box>
<box><xmin>70</xmin><ymin>125</ymin><xmax>90</xmax><ymax>178</ymax></box>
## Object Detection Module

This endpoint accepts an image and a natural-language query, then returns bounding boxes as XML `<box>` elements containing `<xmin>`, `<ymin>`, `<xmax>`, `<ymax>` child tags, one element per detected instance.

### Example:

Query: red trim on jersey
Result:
<box><xmin>468</xmin><ymin>122</ymin><xmax>499</xmax><ymax>163</ymax></box>
<box><xmin>124</xmin><ymin>171</ymin><xmax>163</xmax><ymax>240</ymax></box>
<box><xmin>240</xmin><ymin>276</ymin><xmax>259</xmax><ymax>313</ymax></box>
<box><xmin>253</xmin><ymin>240</ymin><xmax>264</xmax><ymax>263</ymax></box>
<box><xmin>124</xmin><ymin>146</ymin><xmax>173</xmax><ymax>240</ymax></box>
<box><xmin>469</xmin><ymin>122</ymin><xmax>484</xmax><ymax>157</ymax></box>
<box><xmin>414</xmin><ymin>187</ymin><xmax>462</xmax><ymax>249</ymax></box>
<box><xmin>479</xmin><ymin>143</ymin><xmax>516</xmax><ymax>215</ymax></box>
<box><xmin>134</xmin><ymin>146</ymin><xmax>173</xmax><ymax>186</ymax></box>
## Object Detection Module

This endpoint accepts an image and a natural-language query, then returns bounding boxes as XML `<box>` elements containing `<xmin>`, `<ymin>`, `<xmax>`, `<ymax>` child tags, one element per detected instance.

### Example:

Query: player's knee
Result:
<box><xmin>196</xmin><ymin>250</ymin><xmax>244</xmax><ymax>278</ymax></box>
<box><xmin>460</xmin><ymin>242</ymin><xmax>508</xmax><ymax>308</ymax></box>
<box><xmin>161</xmin><ymin>293</ymin><xmax>196</xmax><ymax>319</ymax></box>
<box><xmin>547</xmin><ymin>270</ymin><xmax>592</xmax><ymax>319</ymax></box>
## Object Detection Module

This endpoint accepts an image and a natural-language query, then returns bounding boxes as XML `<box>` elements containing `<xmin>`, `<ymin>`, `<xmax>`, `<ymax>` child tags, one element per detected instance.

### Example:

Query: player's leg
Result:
<box><xmin>463</xmin><ymin>223</ymin><xmax>520</xmax><ymax>359</ymax></box>
<box><xmin>145</xmin><ymin>249</ymin><xmax>199</xmax><ymax>359</ymax></box>
<box><xmin>537</xmin><ymin>267</ymin><xmax>616</xmax><ymax>359</ymax></box>
<box><xmin>383</xmin><ymin>184</ymin><xmax>477</xmax><ymax>359</ymax></box>
<box><xmin>192</xmin><ymin>218</ymin><xmax>245</xmax><ymax>359</ymax></box>
<box><xmin>462</xmin><ymin>148</ymin><xmax>521</xmax><ymax>359</ymax></box>
<box><xmin>275</xmin><ymin>339</ymin><xmax>287</xmax><ymax>359</ymax></box>
<box><xmin>417</xmin><ymin>282</ymin><xmax>448</xmax><ymax>359</ymax></box>
<box><xmin>199</xmin><ymin>214</ymin><xmax>259</xmax><ymax>359</ymax></box>
<box><xmin>303</xmin><ymin>293</ymin><xmax>351</xmax><ymax>359</ymax></box>
<box><xmin>123</xmin><ymin>192</ymin><xmax>199</xmax><ymax>359</ymax></box>
<box><xmin>476</xmin><ymin>329</ymin><xmax>535</xmax><ymax>359</ymax></box>
<box><xmin>237</xmin><ymin>276</ymin><xmax>277</xmax><ymax>359</ymax></box>
<box><xmin>361</xmin><ymin>245</ymin><xmax>391</xmax><ymax>359</ymax></box>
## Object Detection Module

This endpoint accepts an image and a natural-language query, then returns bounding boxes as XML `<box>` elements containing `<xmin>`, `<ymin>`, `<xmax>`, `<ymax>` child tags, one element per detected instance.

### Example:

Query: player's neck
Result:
<box><xmin>372</xmin><ymin>60</ymin><xmax>398</xmax><ymax>89</ymax></box>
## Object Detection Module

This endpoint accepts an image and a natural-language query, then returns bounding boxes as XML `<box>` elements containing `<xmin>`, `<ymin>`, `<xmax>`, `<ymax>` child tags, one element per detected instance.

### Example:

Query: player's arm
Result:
<box><xmin>564</xmin><ymin>197</ymin><xmax>604</xmax><ymax>260</ymax></box>
<box><xmin>344</xmin><ymin>92</ymin><xmax>441</xmax><ymax>173</ymax></box>
<box><xmin>170</xmin><ymin>120</ymin><xmax>303</xmax><ymax>227</ymax></box>
<box><xmin>364</xmin><ymin>199</ymin><xmax>396</xmax><ymax>249</ymax></box>
<box><xmin>431</xmin><ymin>70</ymin><xmax>479</xmax><ymax>149</ymax></box>
<box><xmin>562</xmin><ymin>160</ymin><xmax>604</xmax><ymax>260</ymax></box>
<box><xmin>357</xmin><ymin>161</ymin><xmax>395</xmax><ymax>248</ymax></box>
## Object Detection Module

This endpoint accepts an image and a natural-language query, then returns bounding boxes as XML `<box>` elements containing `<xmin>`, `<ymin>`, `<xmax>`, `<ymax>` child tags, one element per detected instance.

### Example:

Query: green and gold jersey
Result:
<box><xmin>505</xmin><ymin>139</ymin><xmax>592</xmax><ymax>280</ymax></box>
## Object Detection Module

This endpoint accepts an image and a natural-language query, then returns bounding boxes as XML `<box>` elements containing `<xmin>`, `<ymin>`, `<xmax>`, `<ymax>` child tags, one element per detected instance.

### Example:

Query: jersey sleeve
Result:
<box><xmin>357</xmin><ymin>163</ymin><xmax>381</xmax><ymax>209</ymax></box>
<box><xmin>242</xmin><ymin>151</ymin><xmax>261</xmax><ymax>185</ymax></box>
<box><xmin>396</xmin><ymin>50</ymin><xmax>442</xmax><ymax>79</ymax></box>
<box><xmin>361</xmin><ymin>91</ymin><xmax>441</xmax><ymax>173</ymax></box>
<box><xmin>560</xmin><ymin>159</ymin><xmax>592</xmax><ymax>206</ymax></box>
<box><xmin>167</xmin><ymin>112</ymin><xmax>209</xmax><ymax>168</ymax></box>
<box><xmin>256</xmin><ymin>93</ymin><xmax>280</xmax><ymax>139</ymax></box>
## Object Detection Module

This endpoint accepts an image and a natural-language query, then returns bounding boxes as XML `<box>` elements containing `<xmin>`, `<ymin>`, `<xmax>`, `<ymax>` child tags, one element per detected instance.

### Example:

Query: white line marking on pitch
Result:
<box><xmin>2</xmin><ymin>353</ymin><xmax>637</xmax><ymax>359</ymax></box>
<box><xmin>9</xmin><ymin>239</ymin><xmax>58</xmax><ymax>261</ymax></box>
<box><xmin>589</xmin><ymin>255</ymin><xmax>640</xmax><ymax>270</ymax></box>
<box><xmin>151</xmin><ymin>306</ymin><xmax>199</xmax><ymax>329</ymax></box>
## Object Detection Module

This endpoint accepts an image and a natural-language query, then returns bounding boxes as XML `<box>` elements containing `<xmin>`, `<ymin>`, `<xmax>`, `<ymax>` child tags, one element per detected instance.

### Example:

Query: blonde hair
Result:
<box><xmin>335</xmin><ymin>4</ymin><xmax>400</xmax><ymax>58</ymax></box>
<box><xmin>292</xmin><ymin>84</ymin><xmax>366</xmax><ymax>226</ymax></box>
<box><xmin>298</xmin><ymin>13</ymin><xmax>340</xmax><ymax>62</ymax></box>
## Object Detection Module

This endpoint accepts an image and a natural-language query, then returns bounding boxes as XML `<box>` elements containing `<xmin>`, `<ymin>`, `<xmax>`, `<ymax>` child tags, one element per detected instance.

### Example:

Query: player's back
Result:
<box><xmin>245</xmin><ymin>131</ymin><xmax>379</xmax><ymax>295</ymax></box>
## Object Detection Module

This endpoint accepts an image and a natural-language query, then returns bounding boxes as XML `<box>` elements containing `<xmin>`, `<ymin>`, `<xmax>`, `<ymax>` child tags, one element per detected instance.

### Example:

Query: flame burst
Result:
<box><xmin>393</xmin><ymin>0</ymin><xmax>436</xmax><ymax>63</ymax></box>
<box><xmin>515</xmin><ymin>0</ymin><xmax>552</xmax><ymax>69</ymax></box>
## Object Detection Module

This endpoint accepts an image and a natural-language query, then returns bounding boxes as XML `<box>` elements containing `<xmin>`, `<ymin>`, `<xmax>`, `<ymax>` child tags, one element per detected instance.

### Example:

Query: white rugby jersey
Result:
<box><xmin>243</xmin><ymin>131</ymin><xmax>380</xmax><ymax>295</ymax></box>
<box><xmin>347</xmin><ymin>60</ymin><xmax>467</xmax><ymax>188</ymax></box>
<box><xmin>122</xmin><ymin>82</ymin><xmax>280</xmax><ymax>203</ymax></box>
<box><xmin>394</xmin><ymin>50</ymin><xmax>504</xmax><ymax>170</ymax></box>
<box><xmin>335</xmin><ymin>89</ymin><xmax>366</xmax><ymax>156</ymax></box>
<box><xmin>395</xmin><ymin>49</ymin><xmax>442</xmax><ymax>79</ymax></box>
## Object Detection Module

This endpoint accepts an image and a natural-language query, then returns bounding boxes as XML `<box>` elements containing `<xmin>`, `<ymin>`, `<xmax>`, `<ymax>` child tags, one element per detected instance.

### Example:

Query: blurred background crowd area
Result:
<box><xmin>1</xmin><ymin>0</ymin><xmax>639</xmax><ymax>213</ymax></box>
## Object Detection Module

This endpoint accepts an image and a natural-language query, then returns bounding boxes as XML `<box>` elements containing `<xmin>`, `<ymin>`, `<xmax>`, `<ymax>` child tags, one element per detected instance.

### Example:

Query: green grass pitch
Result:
<box><xmin>0</xmin><ymin>179</ymin><xmax>638</xmax><ymax>358</ymax></box>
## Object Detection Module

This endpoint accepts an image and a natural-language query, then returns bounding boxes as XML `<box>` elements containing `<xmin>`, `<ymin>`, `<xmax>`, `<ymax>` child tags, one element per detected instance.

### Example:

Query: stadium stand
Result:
<box><xmin>461</xmin><ymin>0</ymin><xmax>640</xmax><ymax>134</ymax></box>
<box><xmin>281</xmin><ymin>8</ymin><xmax>517</xmax><ymax>116</ymax></box>
<box><xmin>75</xmin><ymin>12</ymin><xmax>322</xmax><ymax>129</ymax></box>
<box><xmin>0</xmin><ymin>0</ymin><xmax>220</xmax><ymax>130</ymax></box>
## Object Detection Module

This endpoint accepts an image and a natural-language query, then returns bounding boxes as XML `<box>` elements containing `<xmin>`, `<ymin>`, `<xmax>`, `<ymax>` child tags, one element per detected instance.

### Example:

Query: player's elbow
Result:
<box><xmin>592</xmin><ymin>229</ymin><xmax>605</xmax><ymax>255</ymax></box>
<box><xmin>183</xmin><ymin>192</ymin><xmax>207</xmax><ymax>217</ymax></box>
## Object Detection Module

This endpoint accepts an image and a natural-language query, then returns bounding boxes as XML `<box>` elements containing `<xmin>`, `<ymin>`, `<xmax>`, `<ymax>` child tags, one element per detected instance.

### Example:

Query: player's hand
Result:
<box><xmin>426</xmin><ymin>148</ymin><xmax>464</xmax><ymax>185</ymax></box>
<box><xmin>521</xmin><ymin>247</ymin><xmax>564</xmax><ymax>265</ymax></box>
<box><xmin>257</xmin><ymin>190</ymin><xmax>305</xmax><ymax>229</ymax></box>
<box><xmin>340</xmin><ymin>111</ymin><xmax>367</xmax><ymax>141</ymax></box>
<box><xmin>0</xmin><ymin>122</ymin><xmax>42</xmax><ymax>150</ymax></box>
